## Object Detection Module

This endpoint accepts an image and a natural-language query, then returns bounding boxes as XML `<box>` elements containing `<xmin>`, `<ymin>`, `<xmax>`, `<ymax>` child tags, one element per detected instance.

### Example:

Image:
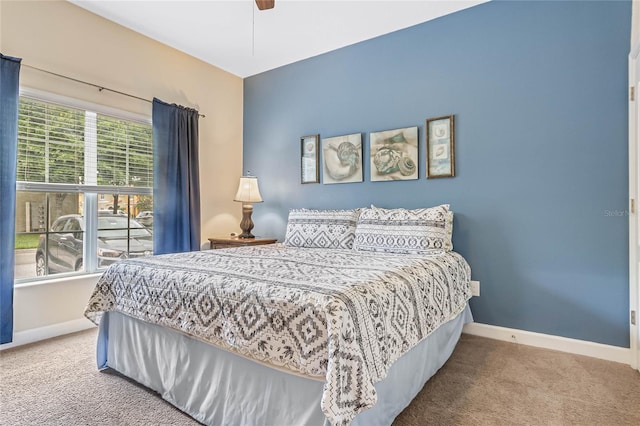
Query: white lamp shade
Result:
<box><xmin>234</xmin><ymin>176</ymin><xmax>263</xmax><ymax>203</ymax></box>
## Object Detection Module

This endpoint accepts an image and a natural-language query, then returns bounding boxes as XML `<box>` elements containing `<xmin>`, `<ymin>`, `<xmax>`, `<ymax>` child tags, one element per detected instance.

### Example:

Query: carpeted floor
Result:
<box><xmin>0</xmin><ymin>329</ymin><xmax>638</xmax><ymax>426</ymax></box>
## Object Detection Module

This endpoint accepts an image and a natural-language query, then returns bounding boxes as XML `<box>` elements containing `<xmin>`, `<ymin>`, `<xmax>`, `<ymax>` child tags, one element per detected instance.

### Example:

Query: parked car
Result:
<box><xmin>35</xmin><ymin>212</ymin><xmax>153</xmax><ymax>276</ymax></box>
<box><xmin>135</xmin><ymin>210</ymin><xmax>153</xmax><ymax>227</ymax></box>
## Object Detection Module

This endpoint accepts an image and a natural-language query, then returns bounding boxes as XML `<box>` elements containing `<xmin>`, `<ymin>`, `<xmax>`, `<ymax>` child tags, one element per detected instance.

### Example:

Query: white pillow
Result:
<box><xmin>284</xmin><ymin>209</ymin><xmax>360</xmax><ymax>249</ymax></box>
<box><xmin>353</xmin><ymin>205</ymin><xmax>453</xmax><ymax>254</ymax></box>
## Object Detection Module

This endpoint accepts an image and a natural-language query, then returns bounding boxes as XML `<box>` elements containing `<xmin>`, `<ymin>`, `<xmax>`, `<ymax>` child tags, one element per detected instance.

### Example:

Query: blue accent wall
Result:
<box><xmin>243</xmin><ymin>1</ymin><xmax>631</xmax><ymax>347</ymax></box>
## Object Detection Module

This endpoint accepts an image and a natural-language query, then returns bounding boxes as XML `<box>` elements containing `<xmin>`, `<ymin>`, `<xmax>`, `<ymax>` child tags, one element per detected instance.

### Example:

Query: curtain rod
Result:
<box><xmin>23</xmin><ymin>63</ymin><xmax>205</xmax><ymax>118</ymax></box>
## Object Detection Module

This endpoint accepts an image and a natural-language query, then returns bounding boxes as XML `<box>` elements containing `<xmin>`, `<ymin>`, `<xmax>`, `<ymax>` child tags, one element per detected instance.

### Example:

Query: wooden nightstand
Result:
<box><xmin>208</xmin><ymin>236</ymin><xmax>277</xmax><ymax>250</ymax></box>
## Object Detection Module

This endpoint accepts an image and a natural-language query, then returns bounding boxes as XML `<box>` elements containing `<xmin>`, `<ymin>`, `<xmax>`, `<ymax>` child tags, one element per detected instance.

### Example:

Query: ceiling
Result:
<box><xmin>69</xmin><ymin>0</ymin><xmax>487</xmax><ymax>78</ymax></box>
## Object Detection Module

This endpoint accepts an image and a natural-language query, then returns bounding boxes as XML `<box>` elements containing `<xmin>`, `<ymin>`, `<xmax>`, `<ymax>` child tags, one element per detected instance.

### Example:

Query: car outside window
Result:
<box><xmin>64</xmin><ymin>218</ymin><xmax>83</xmax><ymax>240</ymax></box>
<box><xmin>51</xmin><ymin>219</ymin><xmax>66</xmax><ymax>232</ymax></box>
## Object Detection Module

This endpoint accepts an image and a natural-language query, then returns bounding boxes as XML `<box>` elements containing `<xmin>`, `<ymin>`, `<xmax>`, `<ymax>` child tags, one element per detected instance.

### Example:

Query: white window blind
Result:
<box><xmin>97</xmin><ymin>114</ymin><xmax>153</xmax><ymax>188</ymax></box>
<box><xmin>17</xmin><ymin>96</ymin><xmax>153</xmax><ymax>193</ymax></box>
<box><xmin>17</xmin><ymin>98</ymin><xmax>85</xmax><ymax>184</ymax></box>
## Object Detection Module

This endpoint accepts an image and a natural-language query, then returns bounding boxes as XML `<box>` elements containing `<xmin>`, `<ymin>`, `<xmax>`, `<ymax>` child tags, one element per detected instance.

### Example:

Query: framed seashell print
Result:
<box><xmin>426</xmin><ymin>115</ymin><xmax>455</xmax><ymax>178</ymax></box>
<box><xmin>369</xmin><ymin>126</ymin><xmax>418</xmax><ymax>181</ymax></box>
<box><xmin>300</xmin><ymin>134</ymin><xmax>319</xmax><ymax>184</ymax></box>
<box><xmin>321</xmin><ymin>133</ymin><xmax>363</xmax><ymax>184</ymax></box>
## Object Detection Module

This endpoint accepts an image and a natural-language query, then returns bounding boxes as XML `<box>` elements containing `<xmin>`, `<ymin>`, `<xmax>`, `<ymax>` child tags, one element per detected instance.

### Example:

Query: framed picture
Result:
<box><xmin>300</xmin><ymin>134</ymin><xmax>319</xmax><ymax>184</ymax></box>
<box><xmin>426</xmin><ymin>115</ymin><xmax>455</xmax><ymax>178</ymax></box>
<box><xmin>321</xmin><ymin>133</ymin><xmax>363</xmax><ymax>184</ymax></box>
<box><xmin>369</xmin><ymin>126</ymin><xmax>418</xmax><ymax>181</ymax></box>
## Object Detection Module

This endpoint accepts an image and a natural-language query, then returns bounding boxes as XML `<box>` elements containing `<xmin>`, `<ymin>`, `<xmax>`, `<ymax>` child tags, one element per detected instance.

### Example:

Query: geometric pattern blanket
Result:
<box><xmin>84</xmin><ymin>245</ymin><xmax>471</xmax><ymax>425</ymax></box>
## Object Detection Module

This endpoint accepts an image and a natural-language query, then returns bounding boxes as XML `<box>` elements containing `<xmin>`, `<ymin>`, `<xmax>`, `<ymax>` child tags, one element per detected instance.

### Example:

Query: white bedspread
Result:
<box><xmin>85</xmin><ymin>245</ymin><xmax>471</xmax><ymax>425</ymax></box>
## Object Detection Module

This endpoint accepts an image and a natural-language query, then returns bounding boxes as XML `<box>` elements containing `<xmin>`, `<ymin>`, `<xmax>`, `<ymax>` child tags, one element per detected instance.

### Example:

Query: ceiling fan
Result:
<box><xmin>255</xmin><ymin>0</ymin><xmax>275</xmax><ymax>10</ymax></box>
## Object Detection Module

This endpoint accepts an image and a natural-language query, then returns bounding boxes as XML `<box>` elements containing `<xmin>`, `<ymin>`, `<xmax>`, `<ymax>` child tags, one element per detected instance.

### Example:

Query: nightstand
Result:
<box><xmin>208</xmin><ymin>236</ymin><xmax>277</xmax><ymax>250</ymax></box>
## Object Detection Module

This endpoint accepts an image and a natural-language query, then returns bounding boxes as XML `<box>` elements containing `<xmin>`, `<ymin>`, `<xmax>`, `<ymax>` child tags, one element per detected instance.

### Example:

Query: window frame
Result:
<box><xmin>15</xmin><ymin>88</ymin><xmax>153</xmax><ymax>286</ymax></box>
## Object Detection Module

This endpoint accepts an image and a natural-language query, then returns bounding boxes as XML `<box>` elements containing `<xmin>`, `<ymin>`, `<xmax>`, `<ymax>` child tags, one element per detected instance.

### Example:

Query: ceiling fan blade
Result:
<box><xmin>255</xmin><ymin>0</ymin><xmax>275</xmax><ymax>11</ymax></box>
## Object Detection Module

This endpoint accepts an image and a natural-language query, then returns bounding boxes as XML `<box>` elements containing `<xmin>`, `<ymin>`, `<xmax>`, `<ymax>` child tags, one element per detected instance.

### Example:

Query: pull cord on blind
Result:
<box><xmin>22</xmin><ymin>63</ymin><xmax>205</xmax><ymax>118</ymax></box>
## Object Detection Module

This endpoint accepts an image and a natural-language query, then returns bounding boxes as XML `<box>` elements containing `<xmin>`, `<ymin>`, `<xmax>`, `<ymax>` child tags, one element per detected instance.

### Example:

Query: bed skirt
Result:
<box><xmin>96</xmin><ymin>304</ymin><xmax>472</xmax><ymax>426</ymax></box>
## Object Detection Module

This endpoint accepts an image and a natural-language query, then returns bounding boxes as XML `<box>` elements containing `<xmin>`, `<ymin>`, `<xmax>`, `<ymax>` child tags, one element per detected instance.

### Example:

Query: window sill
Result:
<box><xmin>14</xmin><ymin>272</ymin><xmax>103</xmax><ymax>289</ymax></box>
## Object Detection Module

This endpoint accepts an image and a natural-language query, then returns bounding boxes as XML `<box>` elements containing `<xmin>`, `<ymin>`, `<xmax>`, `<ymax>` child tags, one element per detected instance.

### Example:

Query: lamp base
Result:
<box><xmin>238</xmin><ymin>204</ymin><xmax>256</xmax><ymax>239</ymax></box>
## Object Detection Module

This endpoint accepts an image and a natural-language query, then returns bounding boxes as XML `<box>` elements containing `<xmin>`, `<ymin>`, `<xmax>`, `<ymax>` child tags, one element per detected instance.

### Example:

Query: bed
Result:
<box><xmin>84</xmin><ymin>206</ymin><xmax>473</xmax><ymax>426</ymax></box>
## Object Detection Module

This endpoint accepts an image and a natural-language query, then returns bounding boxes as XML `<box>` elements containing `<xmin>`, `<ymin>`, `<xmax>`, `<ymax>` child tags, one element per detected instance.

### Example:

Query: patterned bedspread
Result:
<box><xmin>84</xmin><ymin>244</ymin><xmax>471</xmax><ymax>425</ymax></box>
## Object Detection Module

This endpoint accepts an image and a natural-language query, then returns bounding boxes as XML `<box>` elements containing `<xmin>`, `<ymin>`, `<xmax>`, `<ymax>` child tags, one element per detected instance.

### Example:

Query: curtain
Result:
<box><xmin>0</xmin><ymin>54</ymin><xmax>22</xmax><ymax>344</ymax></box>
<box><xmin>152</xmin><ymin>98</ymin><xmax>201</xmax><ymax>254</ymax></box>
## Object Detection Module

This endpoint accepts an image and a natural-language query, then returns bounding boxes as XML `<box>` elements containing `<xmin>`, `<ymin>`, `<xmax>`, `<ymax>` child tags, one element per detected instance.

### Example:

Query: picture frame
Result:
<box><xmin>300</xmin><ymin>134</ymin><xmax>319</xmax><ymax>184</ymax></box>
<box><xmin>321</xmin><ymin>133</ymin><xmax>363</xmax><ymax>184</ymax></box>
<box><xmin>369</xmin><ymin>126</ymin><xmax>418</xmax><ymax>181</ymax></box>
<box><xmin>426</xmin><ymin>115</ymin><xmax>455</xmax><ymax>178</ymax></box>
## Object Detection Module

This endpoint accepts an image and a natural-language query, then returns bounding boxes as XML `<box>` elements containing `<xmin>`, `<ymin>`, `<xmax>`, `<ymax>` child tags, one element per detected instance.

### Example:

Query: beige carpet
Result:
<box><xmin>1</xmin><ymin>329</ymin><xmax>638</xmax><ymax>426</ymax></box>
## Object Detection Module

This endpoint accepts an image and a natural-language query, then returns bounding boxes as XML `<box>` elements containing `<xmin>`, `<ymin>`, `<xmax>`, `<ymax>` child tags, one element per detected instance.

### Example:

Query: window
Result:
<box><xmin>14</xmin><ymin>90</ymin><xmax>153</xmax><ymax>281</ymax></box>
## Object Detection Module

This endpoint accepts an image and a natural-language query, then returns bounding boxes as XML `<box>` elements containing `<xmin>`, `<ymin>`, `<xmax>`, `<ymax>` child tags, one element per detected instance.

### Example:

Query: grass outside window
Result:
<box><xmin>15</xmin><ymin>233</ymin><xmax>40</xmax><ymax>250</ymax></box>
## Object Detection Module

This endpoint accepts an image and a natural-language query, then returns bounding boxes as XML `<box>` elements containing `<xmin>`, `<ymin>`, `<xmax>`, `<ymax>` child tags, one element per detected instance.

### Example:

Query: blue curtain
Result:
<box><xmin>0</xmin><ymin>54</ymin><xmax>21</xmax><ymax>344</ymax></box>
<box><xmin>152</xmin><ymin>98</ymin><xmax>201</xmax><ymax>254</ymax></box>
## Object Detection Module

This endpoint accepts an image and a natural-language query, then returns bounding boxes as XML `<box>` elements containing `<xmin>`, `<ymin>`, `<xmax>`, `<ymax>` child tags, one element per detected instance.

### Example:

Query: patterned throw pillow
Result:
<box><xmin>284</xmin><ymin>209</ymin><xmax>360</xmax><ymax>249</ymax></box>
<box><xmin>353</xmin><ymin>205</ymin><xmax>453</xmax><ymax>254</ymax></box>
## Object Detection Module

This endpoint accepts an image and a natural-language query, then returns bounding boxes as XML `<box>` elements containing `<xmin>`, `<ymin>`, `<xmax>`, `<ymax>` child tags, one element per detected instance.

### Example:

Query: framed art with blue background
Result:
<box><xmin>426</xmin><ymin>115</ymin><xmax>455</xmax><ymax>178</ymax></box>
<box><xmin>301</xmin><ymin>134</ymin><xmax>319</xmax><ymax>184</ymax></box>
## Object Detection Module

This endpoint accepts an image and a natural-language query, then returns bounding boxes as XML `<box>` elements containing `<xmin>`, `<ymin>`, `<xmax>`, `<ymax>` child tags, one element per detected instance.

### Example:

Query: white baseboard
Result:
<box><xmin>463</xmin><ymin>322</ymin><xmax>631</xmax><ymax>365</ymax></box>
<box><xmin>0</xmin><ymin>318</ymin><xmax>96</xmax><ymax>351</ymax></box>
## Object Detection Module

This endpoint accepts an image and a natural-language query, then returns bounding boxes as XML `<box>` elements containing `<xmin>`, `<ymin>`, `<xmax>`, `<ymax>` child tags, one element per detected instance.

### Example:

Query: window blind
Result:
<box><xmin>17</xmin><ymin>98</ymin><xmax>85</xmax><ymax>184</ymax></box>
<box><xmin>17</xmin><ymin>96</ymin><xmax>152</xmax><ymax>193</ymax></box>
<box><xmin>97</xmin><ymin>115</ymin><xmax>153</xmax><ymax>188</ymax></box>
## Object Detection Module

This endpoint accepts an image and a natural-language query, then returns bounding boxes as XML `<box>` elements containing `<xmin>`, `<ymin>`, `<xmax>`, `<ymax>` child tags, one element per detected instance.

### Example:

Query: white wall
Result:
<box><xmin>1</xmin><ymin>0</ymin><xmax>243</xmax><ymax>337</ymax></box>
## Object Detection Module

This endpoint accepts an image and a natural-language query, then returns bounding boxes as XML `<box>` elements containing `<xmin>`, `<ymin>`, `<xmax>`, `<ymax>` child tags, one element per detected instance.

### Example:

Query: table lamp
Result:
<box><xmin>234</xmin><ymin>175</ymin><xmax>263</xmax><ymax>238</ymax></box>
